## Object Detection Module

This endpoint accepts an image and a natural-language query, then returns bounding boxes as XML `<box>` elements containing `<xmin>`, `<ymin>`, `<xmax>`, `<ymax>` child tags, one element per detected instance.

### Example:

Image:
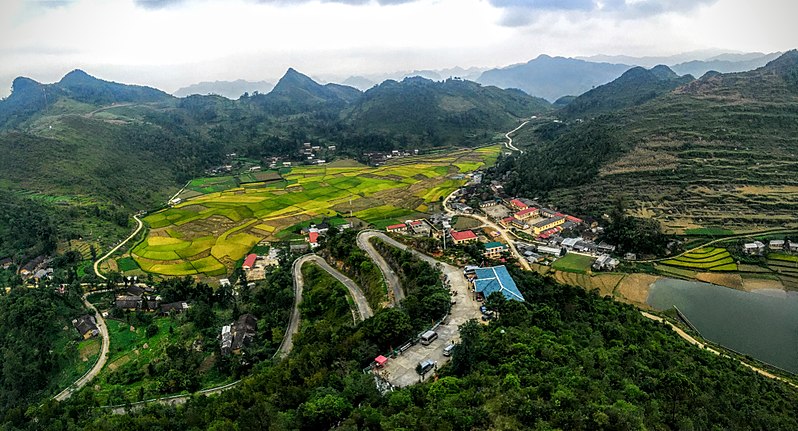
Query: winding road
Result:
<box><xmin>280</xmin><ymin>254</ymin><xmax>373</xmax><ymax>357</ymax></box>
<box><xmin>54</xmin><ymin>290</ymin><xmax>111</xmax><ymax>401</ymax></box>
<box><xmin>504</xmin><ymin>120</ymin><xmax>530</xmax><ymax>154</ymax></box>
<box><xmin>107</xmin><ymin>253</ymin><xmax>372</xmax><ymax>411</ymax></box>
<box><xmin>357</xmin><ymin>231</ymin><xmax>404</xmax><ymax>305</ymax></box>
<box><xmin>94</xmin><ymin>215</ymin><xmax>144</xmax><ymax>280</ymax></box>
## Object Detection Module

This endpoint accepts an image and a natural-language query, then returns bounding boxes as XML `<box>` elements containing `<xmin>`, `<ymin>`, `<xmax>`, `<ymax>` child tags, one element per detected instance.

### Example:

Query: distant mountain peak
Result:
<box><xmin>763</xmin><ymin>49</ymin><xmax>798</xmax><ymax>74</ymax></box>
<box><xmin>649</xmin><ymin>65</ymin><xmax>679</xmax><ymax>80</ymax></box>
<box><xmin>11</xmin><ymin>76</ymin><xmax>42</xmax><ymax>94</ymax></box>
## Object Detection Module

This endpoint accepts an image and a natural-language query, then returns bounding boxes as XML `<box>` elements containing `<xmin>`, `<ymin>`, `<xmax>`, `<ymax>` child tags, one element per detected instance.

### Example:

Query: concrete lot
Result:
<box><xmin>372</xmin><ymin>242</ymin><xmax>483</xmax><ymax>388</ymax></box>
<box><xmin>482</xmin><ymin>204</ymin><xmax>512</xmax><ymax>220</ymax></box>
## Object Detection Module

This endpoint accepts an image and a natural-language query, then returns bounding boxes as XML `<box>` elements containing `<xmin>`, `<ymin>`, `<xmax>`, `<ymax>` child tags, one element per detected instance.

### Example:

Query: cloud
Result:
<box><xmin>490</xmin><ymin>0</ymin><xmax>720</xmax><ymax>26</ymax></box>
<box><xmin>134</xmin><ymin>0</ymin><xmax>415</xmax><ymax>8</ymax></box>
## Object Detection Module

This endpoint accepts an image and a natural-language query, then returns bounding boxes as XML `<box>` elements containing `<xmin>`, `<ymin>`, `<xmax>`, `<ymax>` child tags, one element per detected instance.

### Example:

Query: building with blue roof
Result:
<box><xmin>472</xmin><ymin>265</ymin><xmax>525</xmax><ymax>302</ymax></box>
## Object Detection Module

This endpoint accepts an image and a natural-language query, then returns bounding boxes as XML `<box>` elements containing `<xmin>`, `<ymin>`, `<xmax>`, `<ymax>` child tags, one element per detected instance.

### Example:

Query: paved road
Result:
<box><xmin>442</xmin><ymin>190</ymin><xmax>531</xmax><ymax>271</ymax></box>
<box><xmin>362</xmin><ymin>232</ymin><xmax>482</xmax><ymax>387</ymax></box>
<box><xmin>641</xmin><ymin>311</ymin><xmax>798</xmax><ymax>389</ymax></box>
<box><xmin>504</xmin><ymin>120</ymin><xmax>530</xmax><ymax>154</ymax></box>
<box><xmin>54</xmin><ymin>290</ymin><xmax>112</xmax><ymax>401</ymax></box>
<box><xmin>94</xmin><ymin>215</ymin><xmax>143</xmax><ymax>280</ymax></box>
<box><xmin>296</xmin><ymin>254</ymin><xmax>374</xmax><ymax>321</ymax></box>
<box><xmin>358</xmin><ymin>231</ymin><xmax>404</xmax><ymax>305</ymax></box>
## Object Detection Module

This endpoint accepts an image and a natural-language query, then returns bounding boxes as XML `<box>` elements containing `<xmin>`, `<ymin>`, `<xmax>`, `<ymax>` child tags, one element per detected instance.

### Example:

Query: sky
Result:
<box><xmin>0</xmin><ymin>0</ymin><xmax>796</xmax><ymax>96</ymax></box>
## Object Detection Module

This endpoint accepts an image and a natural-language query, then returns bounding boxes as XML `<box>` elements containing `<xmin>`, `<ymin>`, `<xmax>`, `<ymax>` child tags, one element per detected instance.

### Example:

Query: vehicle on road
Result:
<box><xmin>417</xmin><ymin>359</ymin><xmax>435</xmax><ymax>375</ymax></box>
<box><xmin>443</xmin><ymin>344</ymin><xmax>455</xmax><ymax>357</ymax></box>
<box><xmin>420</xmin><ymin>330</ymin><xmax>438</xmax><ymax>345</ymax></box>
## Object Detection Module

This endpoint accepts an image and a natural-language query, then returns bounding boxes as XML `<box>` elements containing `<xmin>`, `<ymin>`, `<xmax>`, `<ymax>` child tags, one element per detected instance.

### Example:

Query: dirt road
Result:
<box><xmin>94</xmin><ymin>215</ymin><xmax>143</xmax><ymax>280</ymax></box>
<box><xmin>54</xmin><ymin>290</ymin><xmax>111</xmax><ymax>401</ymax></box>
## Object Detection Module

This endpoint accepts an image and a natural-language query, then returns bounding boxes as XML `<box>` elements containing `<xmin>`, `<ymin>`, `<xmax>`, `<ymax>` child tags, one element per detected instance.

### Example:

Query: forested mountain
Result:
<box><xmin>559</xmin><ymin>65</ymin><xmax>694</xmax><ymax>119</ymax></box>
<box><xmin>0</xmin><ymin>68</ymin><xmax>547</xmax><ymax>260</ymax></box>
<box><xmin>173</xmin><ymin>79</ymin><xmax>274</xmax><ymax>99</ymax></box>
<box><xmin>347</xmin><ymin>76</ymin><xmax>551</xmax><ymax>143</ymax></box>
<box><xmin>477</xmin><ymin>55</ymin><xmax>632</xmax><ymax>101</ymax></box>
<box><xmin>497</xmin><ymin>50</ymin><xmax>798</xmax><ymax>232</ymax></box>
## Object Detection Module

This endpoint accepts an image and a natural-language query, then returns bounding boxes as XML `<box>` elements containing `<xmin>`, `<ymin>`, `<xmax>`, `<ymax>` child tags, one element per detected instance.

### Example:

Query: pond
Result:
<box><xmin>647</xmin><ymin>278</ymin><xmax>798</xmax><ymax>374</ymax></box>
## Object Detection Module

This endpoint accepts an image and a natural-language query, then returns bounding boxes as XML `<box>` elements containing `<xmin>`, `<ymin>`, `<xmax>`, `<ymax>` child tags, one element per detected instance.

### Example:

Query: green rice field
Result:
<box><xmin>133</xmin><ymin>147</ymin><xmax>499</xmax><ymax>276</ymax></box>
<box><xmin>661</xmin><ymin>247</ymin><xmax>738</xmax><ymax>272</ymax></box>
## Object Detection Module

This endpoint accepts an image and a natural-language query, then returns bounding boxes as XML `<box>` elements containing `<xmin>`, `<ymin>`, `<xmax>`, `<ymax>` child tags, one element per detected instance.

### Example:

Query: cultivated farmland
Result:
<box><xmin>132</xmin><ymin>147</ymin><xmax>498</xmax><ymax>276</ymax></box>
<box><xmin>660</xmin><ymin>247</ymin><xmax>738</xmax><ymax>272</ymax></box>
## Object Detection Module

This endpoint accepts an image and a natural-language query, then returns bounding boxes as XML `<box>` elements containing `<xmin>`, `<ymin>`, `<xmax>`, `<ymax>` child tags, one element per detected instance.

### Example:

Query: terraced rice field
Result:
<box><xmin>133</xmin><ymin>147</ymin><xmax>498</xmax><ymax>276</ymax></box>
<box><xmin>660</xmin><ymin>247</ymin><xmax>738</xmax><ymax>272</ymax></box>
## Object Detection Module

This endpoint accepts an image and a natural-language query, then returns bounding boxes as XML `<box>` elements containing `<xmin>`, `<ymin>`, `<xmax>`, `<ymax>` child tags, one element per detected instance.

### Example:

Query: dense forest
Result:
<box><xmin>5</xmin><ymin>267</ymin><xmax>798</xmax><ymax>429</ymax></box>
<box><xmin>0</xmin><ymin>287</ymin><xmax>86</xmax><ymax>417</ymax></box>
<box><xmin>0</xmin><ymin>190</ymin><xmax>57</xmax><ymax>262</ymax></box>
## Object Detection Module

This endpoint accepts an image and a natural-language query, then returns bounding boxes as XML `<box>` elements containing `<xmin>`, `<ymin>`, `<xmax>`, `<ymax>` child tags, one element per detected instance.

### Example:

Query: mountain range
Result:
<box><xmin>173</xmin><ymin>79</ymin><xmax>274</xmax><ymax>99</ymax></box>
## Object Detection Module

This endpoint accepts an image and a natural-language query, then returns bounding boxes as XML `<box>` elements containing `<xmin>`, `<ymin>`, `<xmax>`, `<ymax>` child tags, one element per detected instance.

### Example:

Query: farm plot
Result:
<box><xmin>134</xmin><ymin>148</ymin><xmax>501</xmax><ymax>276</ymax></box>
<box><xmin>661</xmin><ymin>247</ymin><xmax>738</xmax><ymax>271</ymax></box>
<box><xmin>551</xmin><ymin>253</ymin><xmax>595</xmax><ymax>274</ymax></box>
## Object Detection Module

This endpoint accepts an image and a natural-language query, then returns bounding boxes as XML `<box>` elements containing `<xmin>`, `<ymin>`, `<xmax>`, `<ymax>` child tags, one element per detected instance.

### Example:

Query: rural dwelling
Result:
<box><xmin>0</xmin><ymin>257</ymin><xmax>12</xmax><ymax>270</ymax></box>
<box><xmin>242</xmin><ymin>254</ymin><xmax>257</xmax><ymax>270</ymax></box>
<box><xmin>19</xmin><ymin>255</ymin><xmax>46</xmax><ymax>277</ymax></box>
<box><xmin>561</xmin><ymin>237</ymin><xmax>581</xmax><ymax>250</ymax></box>
<box><xmin>789</xmin><ymin>241</ymin><xmax>798</xmax><ymax>253</ymax></box>
<box><xmin>471</xmin><ymin>266</ymin><xmax>525</xmax><ymax>302</ymax></box>
<box><xmin>593</xmin><ymin>254</ymin><xmax>619</xmax><ymax>271</ymax></box>
<box><xmin>508</xmin><ymin>199</ymin><xmax>529</xmax><ymax>210</ymax></box>
<box><xmin>72</xmin><ymin>314</ymin><xmax>99</xmax><ymax>339</ymax></box>
<box><xmin>307</xmin><ymin>231</ymin><xmax>320</xmax><ymax>248</ymax></box>
<box><xmin>233</xmin><ymin>314</ymin><xmax>258</xmax><ymax>354</ymax></box>
<box><xmin>514</xmin><ymin>207</ymin><xmax>540</xmax><ymax>220</ymax></box>
<box><xmin>386</xmin><ymin>223</ymin><xmax>407</xmax><ymax>233</ymax></box>
<box><xmin>532</xmin><ymin>216</ymin><xmax>566</xmax><ymax>236</ymax></box>
<box><xmin>479</xmin><ymin>200</ymin><xmax>498</xmax><ymax>208</ymax></box>
<box><xmin>537</xmin><ymin>245</ymin><xmax>563</xmax><ymax>257</ymax></box>
<box><xmin>408</xmin><ymin>220</ymin><xmax>431</xmax><ymax>236</ymax></box>
<box><xmin>160</xmin><ymin>301</ymin><xmax>190</xmax><ymax>315</ymax></box>
<box><xmin>597</xmin><ymin>242</ymin><xmax>617</xmax><ymax>253</ymax></box>
<box><xmin>450</xmin><ymin>230</ymin><xmax>478</xmax><ymax>245</ymax></box>
<box><xmin>743</xmin><ymin>241</ymin><xmax>766</xmax><ymax>255</ymax></box>
<box><xmin>483</xmin><ymin>242</ymin><xmax>508</xmax><ymax>258</ymax></box>
<box><xmin>769</xmin><ymin>240</ymin><xmax>785</xmax><ymax>250</ymax></box>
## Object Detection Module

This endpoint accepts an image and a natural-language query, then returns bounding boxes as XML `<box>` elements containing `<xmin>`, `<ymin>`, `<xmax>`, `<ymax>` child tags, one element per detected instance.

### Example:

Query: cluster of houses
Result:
<box><xmin>362</xmin><ymin>149</ymin><xmax>420</xmax><ymax>166</ymax></box>
<box><xmin>386</xmin><ymin>220</ymin><xmax>433</xmax><ymax>236</ymax></box>
<box><xmin>496</xmin><ymin>199</ymin><xmax>584</xmax><ymax>239</ymax></box>
<box><xmin>743</xmin><ymin>239</ymin><xmax>798</xmax><ymax>255</ymax></box>
<box><xmin>242</xmin><ymin>248</ymin><xmax>281</xmax><ymax>281</ymax></box>
<box><xmin>220</xmin><ymin>313</ymin><xmax>258</xmax><ymax>356</ymax></box>
<box><xmin>300</xmin><ymin>142</ymin><xmax>336</xmax><ymax>165</ymax></box>
<box><xmin>11</xmin><ymin>255</ymin><xmax>55</xmax><ymax>282</ymax></box>
<box><xmin>114</xmin><ymin>285</ymin><xmax>190</xmax><ymax>315</ymax></box>
<box><xmin>302</xmin><ymin>219</ymin><xmax>352</xmax><ymax>249</ymax></box>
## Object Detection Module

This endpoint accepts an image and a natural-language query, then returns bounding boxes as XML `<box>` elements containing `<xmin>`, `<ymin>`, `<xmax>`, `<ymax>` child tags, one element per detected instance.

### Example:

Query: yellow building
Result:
<box><xmin>532</xmin><ymin>216</ymin><xmax>566</xmax><ymax>235</ymax></box>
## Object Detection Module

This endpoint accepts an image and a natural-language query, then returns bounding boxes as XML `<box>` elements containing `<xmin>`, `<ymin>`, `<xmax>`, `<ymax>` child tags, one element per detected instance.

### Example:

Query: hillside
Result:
<box><xmin>671</xmin><ymin>52</ymin><xmax>783</xmax><ymax>78</ymax></box>
<box><xmin>347</xmin><ymin>76</ymin><xmax>551</xmax><ymax>146</ymax></box>
<box><xmin>12</xmin><ymin>270</ymin><xmax>798</xmax><ymax>429</ymax></box>
<box><xmin>559</xmin><ymin>65</ymin><xmax>694</xmax><ymax>119</ymax></box>
<box><xmin>499</xmin><ymin>50</ymin><xmax>798</xmax><ymax>233</ymax></box>
<box><xmin>252</xmin><ymin>68</ymin><xmax>361</xmax><ymax>115</ymax></box>
<box><xmin>477</xmin><ymin>55</ymin><xmax>632</xmax><ymax>101</ymax></box>
<box><xmin>173</xmin><ymin>79</ymin><xmax>274</xmax><ymax>99</ymax></box>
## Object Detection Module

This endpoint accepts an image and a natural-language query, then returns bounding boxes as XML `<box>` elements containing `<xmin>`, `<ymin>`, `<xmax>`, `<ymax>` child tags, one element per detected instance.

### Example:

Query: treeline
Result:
<box><xmin>0</xmin><ymin>287</ymin><xmax>86</xmax><ymax>419</ymax></box>
<box><xmin>0</xmin><ymin>190</ymin><xmax>57</xmax><ymax>263</ymax></box>
<box><xmin>9</xmin><ymin>267</ymin><xmax>798</xmax><ymax>429</ymax></box>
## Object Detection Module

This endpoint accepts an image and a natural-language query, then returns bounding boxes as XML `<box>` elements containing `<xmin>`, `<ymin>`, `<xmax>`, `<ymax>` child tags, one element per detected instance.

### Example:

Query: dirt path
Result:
<box><xmin>94</xmin><ymin>215</ymin><xmax>143</xmax><ymax>280</ymax></box>
<box><xmin>641</xmin><ymin>311</ymin><xmax>798</xmax><ymax>389</ymax></box>
<box><xmin>54</xmin><ymin>290</ymin><xmax>112</xmax><ymax>401</ymax></box>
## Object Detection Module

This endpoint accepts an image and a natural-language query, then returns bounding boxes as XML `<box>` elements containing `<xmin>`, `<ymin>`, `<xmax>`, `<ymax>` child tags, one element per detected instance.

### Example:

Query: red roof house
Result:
<box><xmin>242</xmin><ymin>254</ymin><xmax>257</xmax><ymax>270</ymax></box>
<box><xmin>515</xmin><ymin>207</ymin><xmax>540</xmax><ymax>219</ymax></box>
<box><xmin>450</xmin><ymin>229</ymin><xmax>478</xmax><ymax>245</ymax></box>
<box><xmin>386</xmin><ymin>223</ymin><xmax>407</xmax><ymax>232</ymax></box>
<box><xmin>509</xmin><ymin>199</ymin><xmax>528</xmax><ymax>210</ymax></box>
<box><xmin>308</xmin><ymin>231</ymin><xmax>319</xmax><ymax>248</ymax></box>
<box><xmin>375</xmin><ymin>355</ymin><xmax>388</xmax><ymax>367</ymax></box>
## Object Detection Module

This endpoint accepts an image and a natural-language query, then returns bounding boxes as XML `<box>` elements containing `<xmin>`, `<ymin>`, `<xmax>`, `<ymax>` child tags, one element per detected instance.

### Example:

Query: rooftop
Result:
<box><xmin>473</xmin><ymin>265</ymin><xmax>525</xmax><ymax>302</ymax></box>
<box><xmin>243</xmin><ymin>254</ymin><xmax>257</xmax><ymax>268</ymax></box>
<box><xmin>483</xmin><ymin>241</ymin><xmax>506</xmax><ymax>249</ymax></box>
<box><xmin>450</xmin><ymin>230</ymin><xmax>477</xmax><ymax>241</ymax></box>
